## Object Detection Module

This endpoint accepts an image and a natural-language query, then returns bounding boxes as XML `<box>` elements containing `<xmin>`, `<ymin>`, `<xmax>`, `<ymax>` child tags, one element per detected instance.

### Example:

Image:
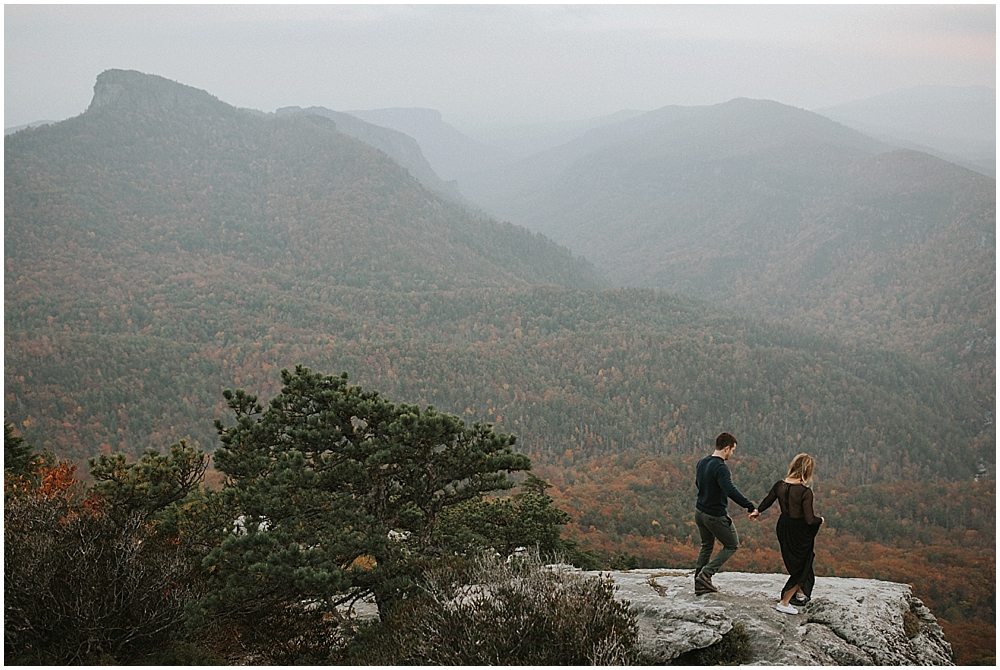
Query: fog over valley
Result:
<box><xmin>4</xmin><ymin>5</ymin><xmax>995</xmax><ymax>665</ymax></box>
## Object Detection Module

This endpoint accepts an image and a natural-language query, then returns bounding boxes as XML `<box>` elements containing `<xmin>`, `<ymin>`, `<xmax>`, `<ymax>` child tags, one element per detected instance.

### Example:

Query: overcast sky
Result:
<box><xmin>5</xmin><ymin>3</ymin><xmax>996</xmax><ymax>132</ymax></box>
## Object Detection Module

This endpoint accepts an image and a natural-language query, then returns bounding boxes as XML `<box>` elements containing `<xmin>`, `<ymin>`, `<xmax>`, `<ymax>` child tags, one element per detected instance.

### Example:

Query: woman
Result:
<box><xmin>757</xmin><ymin>453</ymin><xmax>824</xmax><ymax>614</ymax></box>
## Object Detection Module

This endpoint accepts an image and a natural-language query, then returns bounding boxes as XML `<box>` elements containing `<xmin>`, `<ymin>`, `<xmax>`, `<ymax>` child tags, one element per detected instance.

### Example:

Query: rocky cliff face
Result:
<box><xmin>88</xmin><ymin>69</ymin><xmax>232</xmax><ymax>117</ymax></box>
<box><xmin>591</xmin><ymin>569</ymin><xmax>953</xmax><ymax>665</ymax></box>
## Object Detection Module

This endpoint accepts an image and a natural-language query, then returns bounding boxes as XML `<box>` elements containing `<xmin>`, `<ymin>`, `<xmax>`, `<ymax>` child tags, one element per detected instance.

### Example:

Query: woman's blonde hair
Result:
<box><xmin>786</xmin><ymin>453</ymin><xmax>815</xmax><ymax>482</ymax></box>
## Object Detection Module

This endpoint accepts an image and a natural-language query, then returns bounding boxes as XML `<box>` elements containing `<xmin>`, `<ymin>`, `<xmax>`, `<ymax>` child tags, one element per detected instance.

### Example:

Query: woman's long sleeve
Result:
<box><xmin>802</xmin><ymin>488</ymin><xmax>822</xmax><ymax>525</ymax></box>
<box><xmin>757</xmin><ymin>482</ymin><xmax>779</xmax><ymax>513</ymax></box>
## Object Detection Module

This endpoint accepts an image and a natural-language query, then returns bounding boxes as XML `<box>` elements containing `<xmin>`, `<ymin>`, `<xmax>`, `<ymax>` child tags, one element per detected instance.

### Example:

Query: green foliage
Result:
<box><xmin>666</xmin><ymin>622</ymin><xmax>753</xmax><ymax>666</ymax></box>
<box><xmin>435</xmin><ymin>473</ymin><xmax>570</xmax><ymax>556</ymax></box>
<box><xmin>194</xmin><ymin>365</ymin><xmax>531</xmax><ymax>626</ymax></box>
<box><xmin>609</xmin><ymin>551</ymin><xmax>643</xmax><ymax>570</ymax></box>
<box><xmin>343</xmin><ymin>550</ymin><xmax>639</xmax><ymax>665</ymax></box>
<box><xmin>4</xmin><ymin>420</ymin><xmax>35</xmax><ymax>477</ymax></box>
<box><xmin>89</xmin><ymin>440</ymin><xmax>207</xmax><ymax>522</ymax></box>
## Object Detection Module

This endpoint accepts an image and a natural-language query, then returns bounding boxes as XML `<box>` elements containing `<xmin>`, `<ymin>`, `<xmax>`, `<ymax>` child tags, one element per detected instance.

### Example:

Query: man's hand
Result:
<box><xmin>748</xmin><ymin>509</ymin><xmax>760</xmax><ymax>521</ymax></box>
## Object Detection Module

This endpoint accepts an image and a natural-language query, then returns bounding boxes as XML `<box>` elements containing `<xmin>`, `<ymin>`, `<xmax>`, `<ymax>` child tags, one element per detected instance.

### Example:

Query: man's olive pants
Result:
<box><xmin>694</xmin><ymin>509</ymin><xmax>740</xmax><ymax>577</ymax></box>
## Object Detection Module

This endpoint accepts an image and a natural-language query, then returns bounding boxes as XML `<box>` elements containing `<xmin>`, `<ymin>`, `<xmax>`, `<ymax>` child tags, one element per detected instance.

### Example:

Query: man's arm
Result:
<box><xmin>716</xmin><ymin>462</ymin><xmax>755</xmax><ymax>512</ymax></box>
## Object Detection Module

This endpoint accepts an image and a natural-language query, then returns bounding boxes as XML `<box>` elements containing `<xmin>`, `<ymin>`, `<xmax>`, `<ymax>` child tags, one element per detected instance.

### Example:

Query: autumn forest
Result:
<box><xmin>4</xmin><ymin>70</ymin><xmax>995</xmax><ymax>663</ymax></box>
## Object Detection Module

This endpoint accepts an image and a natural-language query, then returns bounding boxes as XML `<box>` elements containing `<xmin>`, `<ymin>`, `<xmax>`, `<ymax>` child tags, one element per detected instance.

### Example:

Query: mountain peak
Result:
<box><xmin>88</xmin><ymin>69</ymin><xmax>233</xmax><ymax>116</ymax></box>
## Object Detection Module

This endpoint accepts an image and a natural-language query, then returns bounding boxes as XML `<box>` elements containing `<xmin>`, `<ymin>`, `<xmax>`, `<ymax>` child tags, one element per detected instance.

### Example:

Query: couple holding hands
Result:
<box><xmin>693</xmin><ymin>432</ymin><xmax>823</xmax><ymax>615</ymax></box>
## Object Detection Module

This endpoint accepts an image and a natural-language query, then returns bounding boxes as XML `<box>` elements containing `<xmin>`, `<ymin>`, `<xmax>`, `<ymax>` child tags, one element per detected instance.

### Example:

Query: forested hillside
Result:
<box><xmin>4</xmin><ymin>70</ymin><xmax>993</xmax><ymax>662</ymax></box>
<box><xmin>5</xmin><ymin>68</ymin><xmax>991</xmax><ymax>487</ymax></box>
<box><xmin>275</xmin><ymin>105</ymin><xmax>463</xmax><ymax>201</ymax></box>
<box><xmin>460</xmin><ymin>98</ymin><xmax>996</xmax><ymax>404</ymax></box>
<box><xmin>7</xmin><ymin>281</ymin><xmax>990</xmax><ymax>481</ymax></box>
<box><xmin>6</xmin><ymin>70</ymin><xmax>600</xmax><ymax>294</ymax></box>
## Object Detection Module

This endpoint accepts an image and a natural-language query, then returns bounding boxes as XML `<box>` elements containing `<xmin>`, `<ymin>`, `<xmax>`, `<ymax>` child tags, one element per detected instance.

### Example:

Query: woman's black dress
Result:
<box><xmin>758</xmin><ymin>481</ymin><xmax>822</xmax><ymax>597</ymax></box>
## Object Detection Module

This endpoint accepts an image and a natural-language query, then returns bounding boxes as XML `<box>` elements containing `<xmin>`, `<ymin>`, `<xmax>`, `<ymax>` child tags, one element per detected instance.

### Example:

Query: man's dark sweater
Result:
<box><xmin>696</xmin><ymin>455</ymin><xmax>755</xmax><ymax>516</ymax></box>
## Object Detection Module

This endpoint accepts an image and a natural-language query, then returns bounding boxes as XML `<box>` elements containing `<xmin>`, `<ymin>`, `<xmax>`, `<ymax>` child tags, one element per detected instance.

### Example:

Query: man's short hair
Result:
<box><xmin>716</xmin><ymin>432</ymin><xmax>737</xmax><ymax>450</ymax></box>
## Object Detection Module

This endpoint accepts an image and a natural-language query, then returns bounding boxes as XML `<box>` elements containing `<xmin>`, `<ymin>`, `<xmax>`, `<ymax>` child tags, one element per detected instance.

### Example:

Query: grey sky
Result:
<box><xmin>4</xmin><ymin>4</ymin><xmax>995</xmax><ymax>131</ymax></box>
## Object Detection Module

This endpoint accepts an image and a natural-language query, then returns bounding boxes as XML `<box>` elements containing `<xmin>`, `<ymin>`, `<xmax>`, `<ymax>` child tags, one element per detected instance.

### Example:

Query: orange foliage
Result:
<box><xmin>940</xmin><ymin>621</ymin><xmax>996</xmax><ymax>665</ymax></box>
<box><xmin>39</xmin><ymin>462</ymin><xmax>79</xmax><ymax>498</ymax></box>
<box><xmin>5</xmin><ymin>461</ymin><xmax>79</xmax><ymax>499</ymax></box>
<box><xmin>349</xmin><ymin>555</ymin><xmax>377</xmax><ymax>570</ymax></box>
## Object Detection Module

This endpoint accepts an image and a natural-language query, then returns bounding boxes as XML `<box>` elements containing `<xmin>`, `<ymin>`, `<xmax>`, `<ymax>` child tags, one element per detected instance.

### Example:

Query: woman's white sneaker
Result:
<box><xmin>775</xmin><ymin>602</ymin><xmax>798</xmax><ymax>615</ymax></box>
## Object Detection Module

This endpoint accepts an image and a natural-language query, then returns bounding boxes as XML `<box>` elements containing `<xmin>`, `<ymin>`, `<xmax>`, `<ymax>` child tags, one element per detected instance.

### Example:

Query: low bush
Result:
<box><xmin>5</xmin><ymin>443</ymin><xmax>209</xmax><ymax>665</ymax></box>
<box><xmin>4</xmin><ymin>466</ymin><xmax>200</xmax><ymax>664</ymax></box>
<box><xmin>343</xmin><ymin>550</ymin><xmax>639</xmax><ymax>665</ymax></box>
<box><xmin>191</xmin><ymin>605</ymin><xmax>346</xmax><ymax>665</ymax></box>
<box><xmin>902</xmin><ymin>609</ymin><xmax>921</xmax><ymax>639</ymax></box>
<box><xmin>136</xmin><ymin>640</ymin><xmax>225</xmax><ymax>666</ymax></box>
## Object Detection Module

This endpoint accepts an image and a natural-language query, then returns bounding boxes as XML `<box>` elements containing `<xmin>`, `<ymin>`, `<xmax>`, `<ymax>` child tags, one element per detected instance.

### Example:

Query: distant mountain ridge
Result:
<box><xmin>463</xmin><ymin>97</ymin><xmax>892</xmax><ymax>265</ymax></box>
<box><xmin>5</xmin><ymin>70</ymin><xmax>987</xmax><ymax>491</ymax></box>
<box><xmin>456</xmin><ymin>109</ymin><xmax>648</xmax><ymax>162</ymax></box>
<box><xmin>4</xmin><ymin>120</ymin><xmax>58</xmax><ymax>135</ymax></box>
<box><xmin>87</xmin><ymin>68</ymin><xmax>231</xmax><ymax>117</ymax></box>
<box><xmin>275</xmin><ymin>105</ymin><xmax>464</xmax><ymax>202</ymax></box>
<box><xmin>816</xmin><ymin>85</ymin><xmax>995</xmax><ymax>176</ymax></box>
<box><xmin>461</xmin><ymin>104</ymin><xmax>708</xmax><ymax>211</ymax></box>
<box><xmin>7</xmin><ymin>69</ymin><xmax>601</xmax><ymax>293</ymax></box>
<box><xmin>459</xmin><ymin>97</ymin><xmax>995</xmax><ymax>403</ymax></box>
<box><xmin>345</xmin><ymin>107</ymin><xmax>514</xmax><ymax>182</ymax></box>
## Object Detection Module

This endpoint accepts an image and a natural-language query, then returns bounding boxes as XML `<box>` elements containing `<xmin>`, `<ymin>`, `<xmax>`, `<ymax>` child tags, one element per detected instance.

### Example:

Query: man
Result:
<box><xmin>693</xmin><ymin>432</ymin><xmax>758</xmax><ymax>595</ymax></box>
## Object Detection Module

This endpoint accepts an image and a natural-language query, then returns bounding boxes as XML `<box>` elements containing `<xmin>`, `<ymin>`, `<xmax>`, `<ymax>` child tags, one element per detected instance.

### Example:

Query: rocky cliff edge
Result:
<box><xmin>589</xmin><ymin>568</ymin><xmax>953</xmax><ymax>665</ymax></box>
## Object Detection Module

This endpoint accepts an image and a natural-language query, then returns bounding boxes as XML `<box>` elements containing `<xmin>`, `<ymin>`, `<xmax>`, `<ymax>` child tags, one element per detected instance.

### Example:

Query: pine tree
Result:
<box><xmin>194</xmin><ymin>365</ymin><xmax>531</xmax><ymax>624</ymax></box>
<box><xmin>4</xmin><ymin>420</ymin><xmax>36</xmax><ymax>478</ymax></box>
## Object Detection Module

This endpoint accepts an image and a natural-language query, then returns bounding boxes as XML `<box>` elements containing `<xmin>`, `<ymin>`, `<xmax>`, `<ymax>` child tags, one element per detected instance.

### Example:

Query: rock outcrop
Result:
<box><xmin>340</xmin><ymin>566</ymin><xmax>952</xmax><ymax>665</ymax></box>
<box><xmin>589</xmin><ymin>568</ymin><xmax>953</xmax><ymax>665</ymax></box>
<box><xmin>88</xmin><ymin>69</ymin><xmax>232</xmax><ymax>117</ymax></box>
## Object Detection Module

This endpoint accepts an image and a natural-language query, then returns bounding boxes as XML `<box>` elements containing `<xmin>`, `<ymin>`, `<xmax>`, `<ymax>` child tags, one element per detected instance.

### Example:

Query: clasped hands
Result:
<box><xmin>747</xmin><ymin>509</ymin><xmax>761</xmax><ymax>521</ymax></box>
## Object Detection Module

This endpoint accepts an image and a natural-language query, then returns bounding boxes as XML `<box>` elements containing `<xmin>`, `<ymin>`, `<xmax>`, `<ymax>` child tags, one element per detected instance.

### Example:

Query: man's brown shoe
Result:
<box><xmin>695</xmin><ymin>571</ymin><xmax>719</xmax><ymax>593</ymax></box>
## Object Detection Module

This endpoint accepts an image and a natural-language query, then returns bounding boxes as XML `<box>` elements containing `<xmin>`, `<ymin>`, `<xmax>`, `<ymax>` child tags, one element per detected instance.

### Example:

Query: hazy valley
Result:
<box><xmin>5</xmin><ymin>70</ymin><xmax>994</xmax><ymax>663</ymax></box>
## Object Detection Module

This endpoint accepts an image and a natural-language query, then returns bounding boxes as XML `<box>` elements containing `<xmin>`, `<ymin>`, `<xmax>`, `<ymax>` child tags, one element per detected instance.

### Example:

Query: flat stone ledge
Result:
<box><xmin>581</xmin><ymin>568</ymin><xmax>954</xmax><ymax>666</ymax></box>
